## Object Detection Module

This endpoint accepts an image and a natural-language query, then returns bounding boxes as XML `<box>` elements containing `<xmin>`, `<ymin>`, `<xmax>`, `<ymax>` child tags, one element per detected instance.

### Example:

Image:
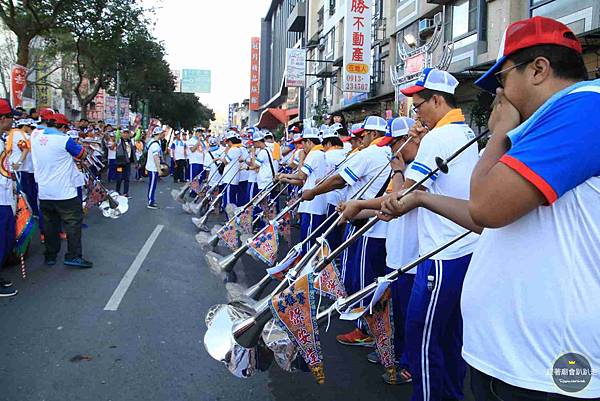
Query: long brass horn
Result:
<box><xmin>231</xmin><ymin>130</ymin><xmax>488</xmax><ymax>348</ymax></box>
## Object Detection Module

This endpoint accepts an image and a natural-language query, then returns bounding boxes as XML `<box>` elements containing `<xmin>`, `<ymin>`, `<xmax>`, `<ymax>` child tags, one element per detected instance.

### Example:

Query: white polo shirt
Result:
<box><xmin>324</xmin><ymin>147</ymin><xmax>349</xmax><ymax>207</ymax></box>
<box><xmin>404</xmin><ymin>120</ymin><xmax>479</xmax><ymax>259</ymax></box>
<box><xmin>107</xmin><ymin>139</ymin><xmax>116</xmax><ymax>160</ymax></box>
<box><xmin>7</xmin><ymin>129</ymin><xmax>33</xmax><ymax>172</ymax></box>
<box><xmin>239</xmin><ymin>146</ymin><xmax>250</xmax><ymax>182</ymax></box>
<box><xmin>223</xmin><ymin>145</ymin><xmax>242</xmax><ymax>186</ymax></box>
<box><xmin>30</xmin><ymin>127</ymin><xmax>83</xmax><ymax>200</ymax></box>
<box><xmin>462</xmin><ymin>83</ymin><xmax>600</xmax><ymax>398</ymax></box>
<box><xmin>246</xmin><ymin>150</ymin><xmax>257</xmax><ymax>183</ymax></box>
<box><xmin>171</xmin><ymin>139</ymin><xmax>186</xmax><ymax>161</ymax></box>
<box><xmin>339</xmin><ymin>140</ymin><xmax>392</xmax><ymax>238</ymax></box>
<box><xmin>206</xmin><ymin>146</ymin><xmax>224</xmax><ymax>187</ymax></box>
<box><xmin>145</xmin><ymin>140</ymin><xmax>162</xmax><ymax>172</ymax></box>
<box><xmin>187</xmin><ymin>136</ymin><xmax>204</xmax><ymax>165</ymax></box>
<box><xmin>0</xmin><ymin>139</ymin><xmax>15</xmax><ymax>206</ymax></box>
<box><xmin>386</xmin><ymin>166</ymin><xmax>419</xmax><ymax>274</ymax></box>
<box><xmin>255</xmin><ymin>147</ymin><xmax>275</xmax><ymax>190</ymax></box>
<box><xmin>298</xmin><ymin>146</ymin><xmax>328</xmax><ymax>215</ymax></box>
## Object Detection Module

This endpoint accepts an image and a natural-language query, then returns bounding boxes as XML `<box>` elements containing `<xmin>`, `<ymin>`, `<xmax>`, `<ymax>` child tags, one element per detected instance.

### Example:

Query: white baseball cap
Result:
<box><xmin>361</xmin><ymin>116</ymin><xmax>387</xmax><ymax>132</ymax></box>
<box><xmin>152</xmin><ymin>126</ymin><xmax>163</xmax><ymax>135</ymax></box>
<box><xmin>252</xmin><ymin>130</ymin><xmax>265</xmax><ymax>142</ymax></box>
<box><xmin>378</xmin><ymin>117</ymin><xmax>416</xmax><ymax>147</ymax></box>
<box><xmin>400</xmin><ymin>68</ymin><xmax>459</xmax><ymax>96</ymax></box>
<box><xmin>301</xmin><ymin>127</ymin><xmax>321</xmax><ymax>140</ymax></box>
<box><xmin>224</xmin><ymin>130</ymin><xmax>239</xmax><ymax>140</ymax></box>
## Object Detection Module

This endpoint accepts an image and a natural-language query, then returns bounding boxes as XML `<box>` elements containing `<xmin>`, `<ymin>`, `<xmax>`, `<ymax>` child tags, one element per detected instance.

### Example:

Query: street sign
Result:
<box><xmin>181</xmin><ymin>69</ymin><xmax>211</xmax><ymax>93</ymax></box>
<box><xmin>249</xmin><ymin>37</ymin><xmax>260</xmax><ymax>110</ymax></box>
<box><xmin>285</xmin><ymin>48</ymin><xmax>306</xmax><ymax>87</ymax></box>
<box><xmin>342</xmin><ymin>0</ymin><xmax>372</xmax><ymax>93</ymax></box>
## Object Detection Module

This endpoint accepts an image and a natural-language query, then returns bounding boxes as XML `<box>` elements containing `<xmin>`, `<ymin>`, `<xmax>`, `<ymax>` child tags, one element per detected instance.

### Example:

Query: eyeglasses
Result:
<box><xmin>411</xmin><ymin>98</ymin><xmax>429</xmax><ymax>114</ymax></box>
<box><xmin>494</xmin><ymin>60</ymin><xmax>532</xmax><ymax>88</ymax></box>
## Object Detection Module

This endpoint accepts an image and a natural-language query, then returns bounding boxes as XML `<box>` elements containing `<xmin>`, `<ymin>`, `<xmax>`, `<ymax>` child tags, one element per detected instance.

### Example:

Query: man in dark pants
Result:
<box><xmin>115</xmin><ymin>128</ymin><xmax>134</xmax><ymax>197</ymax></box>
<box><xmin>30</xmin><ymin>113</ymin><xmax>92</xmax><ymax>268</ymax></box>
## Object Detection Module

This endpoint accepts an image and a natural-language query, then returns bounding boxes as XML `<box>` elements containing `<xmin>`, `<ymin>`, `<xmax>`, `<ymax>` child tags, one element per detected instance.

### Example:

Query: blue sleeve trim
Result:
<box><xmin>65</xmin><ymin>138</ymin><xmax>83</xmax><ymax>158</ymax></box>
<box><xmin>343</xmin><ymin>167</ymin><xmax>359</xmax><ymax>182</ymax></box>
<box><xmin>412</xmin><ymin>161</ymin><xmax>433</xmax><ymax>174</ymax></box>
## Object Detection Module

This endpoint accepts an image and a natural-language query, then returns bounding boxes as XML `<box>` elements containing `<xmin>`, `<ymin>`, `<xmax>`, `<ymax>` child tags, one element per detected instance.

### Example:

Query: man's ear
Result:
<box><xmin>530</xmin><ymin>56</ymin><xmax>552</xmax><ymax>86</ymax></box>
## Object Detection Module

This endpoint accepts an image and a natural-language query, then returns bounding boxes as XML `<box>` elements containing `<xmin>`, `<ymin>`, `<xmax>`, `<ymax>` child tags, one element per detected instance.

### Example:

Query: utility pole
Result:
<box><xmin>299</xmin><ymin>0</ymin><xmax>309</xmax><ymax>123</ymax></box>
<box><xmin>116</xmin><ymin>67</ymin><xmax>121</xmax><ymax>128</ymax></box>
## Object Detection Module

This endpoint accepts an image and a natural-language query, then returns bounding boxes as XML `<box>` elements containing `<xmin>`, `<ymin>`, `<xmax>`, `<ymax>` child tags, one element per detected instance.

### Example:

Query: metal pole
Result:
<box><xmin>299</xmin><ymin>0</ymin><xmax>309</xmax><ymax>121</ymax></box>
<box><xmin>116</xmin><ymin>67</ymin><xmax>121</xmax><ymax>128</ymax></box>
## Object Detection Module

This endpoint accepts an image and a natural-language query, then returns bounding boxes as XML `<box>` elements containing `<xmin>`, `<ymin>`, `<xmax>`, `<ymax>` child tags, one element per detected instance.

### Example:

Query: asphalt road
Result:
<box><xmin>0</xmin><ymin>177</ymin><xmax>474</xmax><ymax>401</ymax></box>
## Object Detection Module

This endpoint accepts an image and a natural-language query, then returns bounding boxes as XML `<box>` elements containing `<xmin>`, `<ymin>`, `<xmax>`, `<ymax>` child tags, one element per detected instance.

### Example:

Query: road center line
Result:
<box><xmin>104</xmin><ymin>224</ymin><xmax>164</xmax><ymax>311</ymax></box>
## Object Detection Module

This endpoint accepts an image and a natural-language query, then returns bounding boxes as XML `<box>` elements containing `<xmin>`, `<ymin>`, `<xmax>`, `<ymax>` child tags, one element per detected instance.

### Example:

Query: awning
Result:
<box><xmin>257</xmin><ymin>108</ymin><xmax>289</xmax><ymax>129</ymax></box>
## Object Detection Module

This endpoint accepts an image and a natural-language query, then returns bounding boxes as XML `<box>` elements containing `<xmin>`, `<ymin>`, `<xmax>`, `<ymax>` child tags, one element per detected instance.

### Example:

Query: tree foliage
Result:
<box><xmin>149</xmin><ymin>92</ymin><xmax>215</xmax><ymax>131</ymax></box>
<box><xmin>0</xmin><ymin>0</ymin><xmax>215</xmax><ymax>128</ymax></box>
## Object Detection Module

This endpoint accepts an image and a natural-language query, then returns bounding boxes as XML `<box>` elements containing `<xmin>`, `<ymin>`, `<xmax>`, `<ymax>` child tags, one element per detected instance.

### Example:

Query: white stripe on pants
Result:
<box><xmin>421</xmin><ymin>260</ymin><xmax>443</xmax><ymax>401</ymax></box>
<box><xmin>147</xmin><ymin>172</ymin><xmax>158</xmax><ymax>204</ymax></box>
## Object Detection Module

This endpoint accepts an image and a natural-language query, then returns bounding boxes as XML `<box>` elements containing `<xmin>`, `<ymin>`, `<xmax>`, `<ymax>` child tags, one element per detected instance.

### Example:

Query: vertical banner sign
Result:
<box><xmin>228</xmin><ymin>104</ymin><xmax>235</xmax><ymax>127</ymax></box>
<box><xmin>118</xmin><ymin>97</ymin><xmax>130</xmax><ymax>126</ymax></box>
<box><xmin>10</xmin><ymin>64</ymin><xmax>28</xmax><ymax>108</ymax></box>
<box><xmin>343</xmin><ymin>0</ymin><xmax>372</xmax><ymax>93</ymax></box>
<box><xmin>104</xmin><ymin>95</ymin><xmax>117</xmax><ymax>125</ymax></box>
<box><xmin>285</xmin><ymin>48</ymin><xmax>306</xmax><ymax>87</ymax></box>
<box><xmin>249</xmin><ymin>37</ymin><xmax>261</xmax><ymax>111</ymax></box>
<box><xmin>88</xmin><ymin>89</ymin><xmax>105</xmax><ymax>122</ymax></box>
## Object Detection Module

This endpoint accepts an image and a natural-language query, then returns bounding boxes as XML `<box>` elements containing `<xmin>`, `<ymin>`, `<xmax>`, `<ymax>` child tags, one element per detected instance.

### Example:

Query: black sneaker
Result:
<box><xmin>147</xmin><ymin>203</ymin><xmax>159</xmax><ymax>209</ymax></box>
<box><xmin>0</xmin><ymin>278</ymin><xmax>12</xmax><ymax>288</ymax></box>
<box><xmin>45</xmin><ymin>257</ymin><xmax>57</xmax><ymax>266</ymax></box>
<box><xmin>0</xmin><ymin>286</ymin><xmax>18</xmax><ymax>297</ymax></box>
<box><xmin>64</xmin><ymin>257</ymin><xmax>93</xmax><ymax>269</ymax></box>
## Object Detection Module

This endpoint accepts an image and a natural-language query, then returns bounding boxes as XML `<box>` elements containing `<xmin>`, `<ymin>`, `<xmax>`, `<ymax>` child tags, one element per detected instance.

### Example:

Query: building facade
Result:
<box><xmin>255</xmin><ymin>0</ymin><xmax>600</xmax><ymax>129</ymax></box>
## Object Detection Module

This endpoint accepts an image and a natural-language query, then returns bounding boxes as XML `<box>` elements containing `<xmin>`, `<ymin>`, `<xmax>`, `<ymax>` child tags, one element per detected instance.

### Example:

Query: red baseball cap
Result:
<box><xmin>50</xmin><ymin>113</ymin><xmax>69</xmax><ymax>125</ymax></box>
<box><xmin>0</xmin><ymin>99</ymin><xmax>14</xmax><ymax>116</ymax></box>
<box><xmin>39</xmin><ymin>108</ymin><xmax>55</xmax><ymax>121</ymax></box>
<box><xmin>476</xmin><ymin>16</ymin><xmax>582</xmax><ymax>93</ymax></box>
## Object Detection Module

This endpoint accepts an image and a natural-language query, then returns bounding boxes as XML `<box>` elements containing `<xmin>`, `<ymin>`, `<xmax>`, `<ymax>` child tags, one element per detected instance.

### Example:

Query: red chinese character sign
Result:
<box><xmin>343</xmin><ymin>0</ymin><xmax>372</xmax><ymax>93</ymax></box>
<box><xmin>249</xmin><ymin>37</ymin><xmax>261</xmax><ymax>111</ymax></box>
<box><xmin>10</xmin><ymin>64</ymin><xmax>28</xmax><ymax>108</ymax></box>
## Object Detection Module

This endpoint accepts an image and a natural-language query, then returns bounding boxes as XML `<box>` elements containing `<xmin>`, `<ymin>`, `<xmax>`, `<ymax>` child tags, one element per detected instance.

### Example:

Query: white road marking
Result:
<box><xmin>103</xmin><ymin>224</ymin><xmax>164</xmax><ymax>311</ymax></box>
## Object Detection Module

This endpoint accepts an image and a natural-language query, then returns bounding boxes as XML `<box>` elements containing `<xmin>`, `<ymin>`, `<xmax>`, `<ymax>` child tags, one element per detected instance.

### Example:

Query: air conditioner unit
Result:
<box><xmin>418</xmin><ymin>18</ymin><xmax>434</xmax><ymax>34</ymax></box>
<box><xmin>433</xmin><ymin>12</ymin><xmax>442</xmax><ymax>27</ymax></box>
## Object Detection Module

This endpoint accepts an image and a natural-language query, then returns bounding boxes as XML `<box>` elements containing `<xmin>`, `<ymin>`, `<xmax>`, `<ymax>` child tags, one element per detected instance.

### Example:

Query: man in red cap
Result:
<box><xmin>31</xmin><ymin>112</ymin><xmax>93</xmax><ymax>269</ymax></box>
<box><xmin>0</xmin><ymin>98</ymin><xmax>18</xmax><ymax>296</ymax></box>
<box><xmin>382</xmin><ymin>16</ymin><xmax>599</xmax><ymax>399</ymax></box>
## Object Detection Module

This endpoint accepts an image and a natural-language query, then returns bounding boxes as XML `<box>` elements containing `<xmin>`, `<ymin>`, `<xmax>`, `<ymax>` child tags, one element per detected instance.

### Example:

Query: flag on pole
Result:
<box><xmin>217</xmin><ymin>219</ymin><xmax>241</xmax><ymax>250</ymax></box>
<box><xmin>270</xmin><ymin>273</ymin><xmax>325</xmax><ymax>384</ymax></box>
<box><xmin>247</xmin><ymin>222</ymin><xmax>279</xmax><ymax>266</ymax></box>
<box><xmin>238</xmin><ymin>206</ymin><xmax>253</xmax><ymax>234</ymax></box>
<box><xmin>313</xmin><ymin>240</ymin><xmax>347</xmax><ymax>300</ymax></box>
<box><xmin>362</xmin><ymin>288</ymin><xmax>397</xmax><ymax>383</ymax></box>
<box><xmin>277</xmin><ymin>210</ymin><xmax>292</xmax><ymax>243</ymax></box>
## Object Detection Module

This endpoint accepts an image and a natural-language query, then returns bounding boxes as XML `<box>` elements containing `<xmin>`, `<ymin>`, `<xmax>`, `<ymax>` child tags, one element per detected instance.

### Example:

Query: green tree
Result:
<box><xmin>55</xmin><ymin>0</ymin><xmax>149</xmax><ymax>117</ymax></box>
<box><xmin>0</xmin><ymin>0</ymin><xmax>76</xmax><ymax>66</ymax></box>
<box><xmin>149</xmin><ymin>92</ymin><xmax>215</xmax><ymax>131</ymax></box>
